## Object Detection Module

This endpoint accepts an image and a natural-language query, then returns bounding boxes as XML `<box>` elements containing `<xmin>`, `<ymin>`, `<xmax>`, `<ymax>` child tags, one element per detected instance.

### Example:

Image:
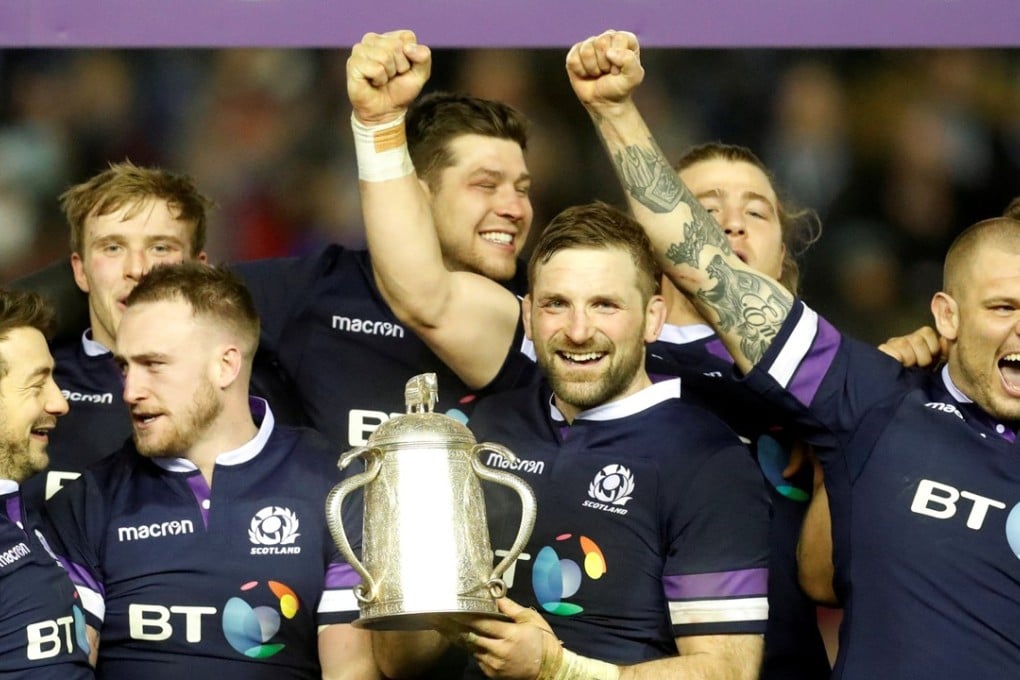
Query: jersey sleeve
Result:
<box><xmin>744</xmin><ymin>300</ymin><xmax>909</xmax><ymax>451</ymax></box>
<box><xmin>43</xmin><ymin>472</ymin><xmax>109</xmax><ymax>630</ymax></box>
<box><xmin>662</xmin><ymin>440</ymin><xmax>771</xmax><ymax>637</ymax></box>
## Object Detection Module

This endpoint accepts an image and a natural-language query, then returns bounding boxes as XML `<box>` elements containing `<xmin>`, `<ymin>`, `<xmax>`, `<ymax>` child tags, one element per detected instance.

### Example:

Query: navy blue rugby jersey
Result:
<box><xmin>745</xmin><ymin>301</ymin><xmax>1020</xmax><ymax>680</ymax></box>
<box><xmin>28</xmin><ymin>331</ymin><xmax>131</xmax><ymax>503</ymax></box>
<box><xmin>0</xmin><ymin>482</ymin><xmax>93</xmax><ymax>678</ymax></box>
<box><xmin>647</xmin><ymin>323</ymin><xmax>830</xmax><ymax>680</ymax></box>
<box><xmin>43</xmin><ymin>400</ymin><xmax>363</xmax><ymax>680</ymax></box>
<box><xmin>234</xmin><ymin>246</ymin><xmax>536</xmax><ymax>451</ymax></box>
<box><xmin>468</xmin><ymin>378</ymin><xmax>770</xmax><ymax>673</ymax></box>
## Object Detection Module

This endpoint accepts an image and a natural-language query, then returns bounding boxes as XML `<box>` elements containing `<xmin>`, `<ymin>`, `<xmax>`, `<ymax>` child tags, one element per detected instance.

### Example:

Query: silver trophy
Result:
<box><xmin>325</xmin><ymin>373</ymin><xmax>537</xmax><ymax>629</ymax></box>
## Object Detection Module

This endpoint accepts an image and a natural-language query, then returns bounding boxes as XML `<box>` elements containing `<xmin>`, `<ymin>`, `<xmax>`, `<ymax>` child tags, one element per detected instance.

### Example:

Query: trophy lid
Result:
<box><xmin>367</xmin><ymin>373</ymin><xmax>477</xmax><ymax>448</ymax></box>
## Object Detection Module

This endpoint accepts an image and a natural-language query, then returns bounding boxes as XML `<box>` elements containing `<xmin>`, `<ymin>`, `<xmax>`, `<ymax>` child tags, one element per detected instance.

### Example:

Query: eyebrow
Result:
<box><xmin>113</xmin><ymin>351</ymin><xmax>172</xmax><ymax>365</ymax></box>
<box><xmin>25</xmin><ymin>366</ymin><xmax>53</xmax><ymax>382</ymax></box>
<box><xmin>696</xmin><ymin>188</ymin><xmax>777</xmax><ymax>210</ymax></box>
<box><xmin>469</xmin><ymin>167</ymin><xmax>532</xmax><ymax>183</ymax></box>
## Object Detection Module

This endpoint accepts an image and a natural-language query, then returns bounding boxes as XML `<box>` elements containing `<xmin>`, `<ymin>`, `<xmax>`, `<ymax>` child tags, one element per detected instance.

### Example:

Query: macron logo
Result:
<box><xmin>117</xmin><ymin>519</ymin><xmax>195</xmax><ymax>542</ymax></box>
<box><xmin>331</xmin><ymin>315</ymin><xmax>405</xmax><ymax>338</ymax></box>
<box><xmin>62</xmin><ymin>390</ymin><xmax>114</xmax><ymax>404</ymax></box>
<box><xmin>925</xmin><ymin>402</ymin><xmax>965</xmax><ymax>420</ymax></box>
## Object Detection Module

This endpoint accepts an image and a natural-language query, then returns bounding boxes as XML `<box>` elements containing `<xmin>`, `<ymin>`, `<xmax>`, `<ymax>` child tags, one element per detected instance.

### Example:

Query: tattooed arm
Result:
<box><xmin>565</xmin><ymin>31</ymin><xmax>794</xmax><ymax>372</ymax></box>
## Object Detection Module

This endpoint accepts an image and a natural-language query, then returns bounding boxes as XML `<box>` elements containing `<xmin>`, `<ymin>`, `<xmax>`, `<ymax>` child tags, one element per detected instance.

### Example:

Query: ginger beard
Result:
<box><xmin>132</xmin><ymin>376</ymin><xmax>222</xmax><ymax>458</ymax></box>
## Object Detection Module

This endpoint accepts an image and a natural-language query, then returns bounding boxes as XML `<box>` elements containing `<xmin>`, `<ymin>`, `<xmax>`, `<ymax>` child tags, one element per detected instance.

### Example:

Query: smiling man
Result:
<box><xmin>0</xmin><ymin>288</ymin><xmax>92</xmax><ymax>678</ymax></box>
<box><xmin>373</xmin><ymin>201</ymin><xmax>770</xmax><ymax>680</ymax></box>
<box><xmin>573</xmin><ymin>27</ymin><xmax>1020</xmax><ymax>680</ymax></box>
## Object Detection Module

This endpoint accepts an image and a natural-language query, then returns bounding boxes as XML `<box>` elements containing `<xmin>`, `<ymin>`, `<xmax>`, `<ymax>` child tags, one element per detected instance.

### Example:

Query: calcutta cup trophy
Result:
<box><xmin>325</xmin><ymin>372</ymin><xmax>537</xmax><ymax>629</ymax></box>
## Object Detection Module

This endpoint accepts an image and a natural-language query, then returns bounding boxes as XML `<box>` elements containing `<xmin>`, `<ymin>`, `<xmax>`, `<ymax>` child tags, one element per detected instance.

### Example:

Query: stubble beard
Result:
<box><xmin>135</xmin><ymin>381</ymin><xmax>223</xmax><ymax>458</ymax></box>
<box><xmin>0</xmin><ymin>434</ymin><xmax>45</xmax><ymax>483</ymax></box>
<box><xmin>540</xmin><ymin>343</ymin><xmax>643</xmax><ymax>415</ymax></box>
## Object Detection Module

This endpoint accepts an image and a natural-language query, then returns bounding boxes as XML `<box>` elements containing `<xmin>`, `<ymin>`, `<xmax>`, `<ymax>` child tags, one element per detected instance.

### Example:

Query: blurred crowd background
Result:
<box><xmin>1</xmin><ymin>46</ymin><xmax>1018</xmax><ymax>344</ymax></box>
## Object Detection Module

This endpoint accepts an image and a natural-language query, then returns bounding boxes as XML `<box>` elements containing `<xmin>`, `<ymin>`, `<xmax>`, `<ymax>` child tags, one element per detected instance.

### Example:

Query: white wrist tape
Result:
<box><xmin>540</xmin><ymin>647</ymin><xmax>621</xmax><ymax>680</ymax></box>
<box><xmin>351</xmin><ymin>113</ymin><xmax>415</xmax><ymax>182</ymax></box>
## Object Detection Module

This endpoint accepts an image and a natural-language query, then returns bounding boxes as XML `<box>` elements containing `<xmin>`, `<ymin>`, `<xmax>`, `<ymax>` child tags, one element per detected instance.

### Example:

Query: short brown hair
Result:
<box><xmin>61</xmin><ymin>160</ymin><xmax>213</xmax><ymax>256</ymax></box>
<box><xmin>676</xmin><ymin>142</ymin><xmax>820</xmax><ymax>295</ymax></box>
<box><xmin>0</xmin><ymin>289</ymin><xmax>55</xmax><ymax>379</ymax></box>
<box><xmin>529</xmin><ymin>201</ymin><xmax>662</xmax><ymax>303</ymax></box>
<box><xmin>125</xmin><ymin>262</ymin><xmax>260</xmax><ymax>361</ymax></box>
<box><xmin>407</xmin><ymin>92</ymin><xmax>530</xmax><ymax>189</ymax></box>
<box><xmin>943</xmin><ymin>217</ymin><xmax>1020</xmax><ymax>296</ymax></box>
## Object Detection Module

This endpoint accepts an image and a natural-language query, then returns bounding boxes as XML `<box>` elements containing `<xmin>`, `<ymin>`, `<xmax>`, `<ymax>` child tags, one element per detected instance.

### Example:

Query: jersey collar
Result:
<box><xmin>549</xmin><ymin>377</ymin><xmax>682</xmax><ymax>423</ymax></box>
<box><xmin>152</xmin><ymin>397</ymin><xmax>276</xmax><ymax>472</ymax></box>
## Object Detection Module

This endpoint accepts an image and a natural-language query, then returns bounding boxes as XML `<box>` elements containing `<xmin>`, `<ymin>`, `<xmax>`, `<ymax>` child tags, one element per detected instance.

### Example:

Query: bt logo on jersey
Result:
<box><xmin>347</xmin><ymin>405</ymin><xmax>471</xmax><ymax>446</ymax></box>
<box><xmin>910</xmin><ymin>479</ymin><xmax>1006</xmax><ymax>530</ymax></box>
<box><xmin>26</xmin><ymin>605</ymin><xmax>89</xmax><ymax>660</ymax></box>
<box><xmin>532</xmin><ymin>534</ymin><xmax>607</xmax><ymax>616</ymax></box>
<box><xmin>222</xmin><ymin>580</ymin><xmax>300</xmax><ymax>659</ymax></box>
<box><xmin>127</xmin><ymin>579</ymin><xmax>301</xmax><ymax>659</ymax></box>
<box><xmin>910</xmin><ymin>478</ymin><xmax>1020</xmax><ymax>559</ymax></box>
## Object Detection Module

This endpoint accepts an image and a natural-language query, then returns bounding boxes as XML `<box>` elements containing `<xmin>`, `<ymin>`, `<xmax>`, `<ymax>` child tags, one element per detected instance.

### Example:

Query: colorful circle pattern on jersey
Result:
<box><xmin>1005</xmin><ymin>503</ymin><xmax>1020</xmax><ymax>559</ymax></box>
<box><xmin>532</xmin><ymin>534</ymin><xmax>606</xmax><ymax>616</ymax></box>
<box><xmin>756</xmin><ymin>434</ymin><xmax>810</xmax><ymax>502</ymax></box>
<box><xmin>222</xmin><ymin>580</ymin><xmax>300</xmax><ymax>659</ymax></box>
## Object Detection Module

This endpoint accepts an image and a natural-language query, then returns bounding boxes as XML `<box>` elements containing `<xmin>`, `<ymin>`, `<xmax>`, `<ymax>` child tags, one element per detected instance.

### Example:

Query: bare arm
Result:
<box><xmin>348</xmin><ymin>30</ymin><xmax>522</xmax><ymax>389</ymax></box>
<box><xmin>86</xmin><ymin>625</ymin><xmax>100</xmax><ymax>667</ymax></box>
<box><xmin>318</xmin><ymin>623</ymin><xmax>380</xmax><ymax>680</ymax></box>
<box><xmin>371</xmin><ymin>629</ymin><xmax>450</xmax><ymax>679</ymax></box>
<box><xmin>566</xmin><ymin>31</ymin><xmax>793</xmax><ymax>373</ymax></box>
<box><xmin>453</xmin><ymin>598</ymin><xmax>761</xmax><ymax>680</ymax></box>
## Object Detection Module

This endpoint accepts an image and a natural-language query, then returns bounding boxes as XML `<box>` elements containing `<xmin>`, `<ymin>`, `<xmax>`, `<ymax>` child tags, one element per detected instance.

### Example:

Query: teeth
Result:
<box><xmin>562</xmin><ymin>352</ymin><xmax>602</xmax><ymax>362</ymax></box>
<box><xmin>1003</xmin><ymin>354</ymin><xmax>1020</xmax><ymax>362</ymax></box>
<box><xmin>481</xmin><ymin>232</ymin><xmax>513</xmax><ymax>245</ymax></box>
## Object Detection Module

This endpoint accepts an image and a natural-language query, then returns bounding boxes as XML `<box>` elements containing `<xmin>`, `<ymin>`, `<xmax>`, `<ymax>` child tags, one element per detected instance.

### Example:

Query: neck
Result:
<box><xmin>662</xmin><ymin>281</ymin><xmax>706</xmax><ymax>326</ymax></box>
<box><xmin>185</xmin><ymin>396</ymin><xmax>259</xmax><ymax>486</ymax></box>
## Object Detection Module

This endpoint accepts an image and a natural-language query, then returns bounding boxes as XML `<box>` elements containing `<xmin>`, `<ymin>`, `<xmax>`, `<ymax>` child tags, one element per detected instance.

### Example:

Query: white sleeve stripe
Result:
<box><xmin>75</xmin><ymin>585</ymin><xmax>105</xmax><ymax>621</ymax></box>
<box><xmin>769</xmin><ymin>304</ymin><xmax>819</xmax><ymax>388</ymax></box>
<box><xmin>669</xmin><ymin>596</ymin><xmax>769</xmax><ymax>625</ymax></box>
<box><xmin>318</xmin><ymin>588</ymin><xmax>359</xmax><ymax>614</ymax></box>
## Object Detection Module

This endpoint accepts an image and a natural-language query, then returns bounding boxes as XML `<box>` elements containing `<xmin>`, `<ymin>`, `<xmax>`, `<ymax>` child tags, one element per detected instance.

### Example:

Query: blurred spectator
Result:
<box><xmin>1</xmin><ymin>46</ymin><xmax>1018</xmax><ymax>346</ymax></box>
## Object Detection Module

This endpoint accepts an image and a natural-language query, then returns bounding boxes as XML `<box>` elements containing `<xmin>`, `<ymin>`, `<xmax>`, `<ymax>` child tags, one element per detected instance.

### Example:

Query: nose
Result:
<box><xmin>45</xmin><ymin>379</ymin><xmax>69</xmax><ymax>417</ymax></box>
<box><xmin>720</xmin><ymin>206</ymin><xmax>746</xmax><ymax>238</ymax></box>
<box><xmin>564</xmin><ymin>308</ymin><xmax>596</xmax><ymax>344</ymax></box>
<box><xmin>495</xmin><ymin>186</ymin><xmax>529</xmax><ymax>224</ymax></box>
<box><xmin>122</xmin><ymin>369</ymin><xmax>145</xmax><ymax>405</ymax></box>
<box><xmin>124</xmin><ymin>248</ymin><xmax>146</xmax><ymax>280</ymax></box>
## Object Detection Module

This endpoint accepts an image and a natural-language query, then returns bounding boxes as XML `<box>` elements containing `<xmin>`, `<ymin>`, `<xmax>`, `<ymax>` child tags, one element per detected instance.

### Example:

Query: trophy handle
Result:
<box><xmin>326</xmin><ymin>447</ymin><xmax>381</xmax><ymax>603</ymax></box>
<box><xmin>470</xmin><ymin>442</ymin><xmax>537</xmax><ymax>598</ymax></box>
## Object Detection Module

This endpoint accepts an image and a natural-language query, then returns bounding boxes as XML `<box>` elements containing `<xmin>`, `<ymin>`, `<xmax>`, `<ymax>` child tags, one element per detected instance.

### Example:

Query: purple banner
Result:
<box><xmin>1</xmin><ymin>0</ymin><xmax>1018</xmax><ymax>48</ymax></box>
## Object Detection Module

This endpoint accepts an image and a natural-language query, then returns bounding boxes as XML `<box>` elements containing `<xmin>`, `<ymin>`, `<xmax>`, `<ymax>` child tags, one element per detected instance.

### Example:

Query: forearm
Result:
<box><xmin>357</xmin><ymin>119</ymin><xmax>453</xmax><ymax>329</ymax></box>
<box><xmin>539</xmin><ymin>634</ymin><xmax>761</xmax><ymax>680</ymax></box>
<box><xmin>371</xmin><ymin>629</ymin><xmax>449</xmax><ymax>679</ymax></box>
<box><xmin>590</xmin><ymin>99</ymin><xmax>792</xmax><ymax>369</ymax></box>
<box><xmin>798</xmin><ymin>486</ymin><xmax>840</xmax><ymax>606</ymax></box>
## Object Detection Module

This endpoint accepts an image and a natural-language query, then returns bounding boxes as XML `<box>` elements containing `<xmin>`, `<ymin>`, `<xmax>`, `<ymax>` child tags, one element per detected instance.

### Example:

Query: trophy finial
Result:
<box><xmin>405</xmin><ymin>373</ymin><xmax>438</xmax><ymax>413</ymax></box>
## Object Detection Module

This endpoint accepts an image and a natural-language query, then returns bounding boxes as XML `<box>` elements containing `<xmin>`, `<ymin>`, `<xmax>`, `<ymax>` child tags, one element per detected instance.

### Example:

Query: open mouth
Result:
<box><xmin>480</xmin><ymin>231</ymin><xmax>515</xmax><ymax>247</ymax></box>
<box><xmin>557</xmin><ymin>350</ymin><xmax>606</xmax><ymax>365</ymax></box>
<box><xmin>30</xmin><ymin>420</ymin><xmax>57</xmax><ymax>440</ymax></box>
<box><xmin>999</xmin><ymin>353</ymin><xmax>1020</xmax><ymax>394</ymax></box>
<box><xmin>132</xmin><ymin>413</ymin><xmax>162</xmax><ymax>429</ymax></box>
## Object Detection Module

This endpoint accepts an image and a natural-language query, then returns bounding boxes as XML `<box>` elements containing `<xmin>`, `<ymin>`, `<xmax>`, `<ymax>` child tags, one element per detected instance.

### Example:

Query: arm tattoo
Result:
<box><xmin>612</xmin><ymin>142</ymin><xmax>682</xmax><ymax>213</ymax></box>
<box><xmin>664</xmin><ymin>210</ymin><xmax>731</xmax><ymax>268</ymax></box>
<box><xmin>697</xmin><ymin>254</ymin><xmax>792</xmax><ymax>364</ymax></box>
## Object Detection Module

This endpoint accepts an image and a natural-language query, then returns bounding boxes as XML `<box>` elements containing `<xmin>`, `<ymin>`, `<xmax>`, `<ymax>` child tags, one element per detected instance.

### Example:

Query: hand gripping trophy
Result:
<box><xmin>326</xmin><ymin>373</ymin><xmax>537</xmax><ymax>629</ymax></box>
